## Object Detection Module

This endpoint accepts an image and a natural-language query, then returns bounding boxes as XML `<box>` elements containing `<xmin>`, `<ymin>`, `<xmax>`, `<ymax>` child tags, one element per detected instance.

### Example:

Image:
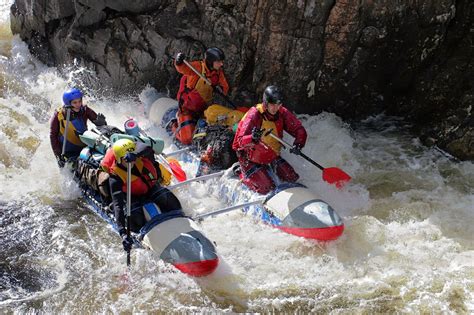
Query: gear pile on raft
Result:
<box><xmin>49</xmin><ymin>47</ymin><xmax>351</xmax><ymax>277</ymax></box>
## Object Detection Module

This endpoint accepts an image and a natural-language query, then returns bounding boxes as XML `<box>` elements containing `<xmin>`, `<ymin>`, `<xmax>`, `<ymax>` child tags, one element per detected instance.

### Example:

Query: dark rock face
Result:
<box><xmin>10</xmin><ymin>0</ymin><xmax>474</xmax><ymax>160</ymax></box>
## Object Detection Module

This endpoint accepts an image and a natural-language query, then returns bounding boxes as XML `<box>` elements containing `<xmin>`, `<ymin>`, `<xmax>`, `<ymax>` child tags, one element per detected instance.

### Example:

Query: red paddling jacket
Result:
<box><xmin>232</xmin><ymin>104</ymin><xmax>307</xmax><ymax>164</ymax></box>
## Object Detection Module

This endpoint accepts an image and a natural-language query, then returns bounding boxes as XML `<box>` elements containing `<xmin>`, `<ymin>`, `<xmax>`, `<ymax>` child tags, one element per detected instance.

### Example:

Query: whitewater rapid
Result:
<box><xmin>1</xmin><ymin>1</ymin><xmax>473</xmax><ymax>312</ymax></box>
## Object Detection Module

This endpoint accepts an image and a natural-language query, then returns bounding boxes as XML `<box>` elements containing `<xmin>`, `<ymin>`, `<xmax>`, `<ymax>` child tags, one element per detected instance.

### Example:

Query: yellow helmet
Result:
<box><xmin>112</xmin><ymin>139</ymin><xmax>136</xmax><ymax>161</ymax></box>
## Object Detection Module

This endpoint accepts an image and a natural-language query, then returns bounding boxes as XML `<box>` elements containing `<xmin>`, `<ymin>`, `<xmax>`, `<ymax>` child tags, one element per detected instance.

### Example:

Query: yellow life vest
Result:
<box><xmin>194</xmin><ymin>61</ymin><xmax>214</xmax><ymax>103</ymax></box>
<box><xmin>57</xmin><ymin>107</ymin><xmax>86</xmax><ymax>146</ymax></box>
<box><xmin>204</xmin><ymin>104</ymin><xmax>246</xmax><ymax>126</ymax></box>
<box><xmin>255</xmin><ymin>104</ymin><xmax>282</xmax><ymax>154</ymax></box>
<box><xmin>113</xmin><ymin>158</ymin><xmax>147</xmax><ymax>183</ymax></box>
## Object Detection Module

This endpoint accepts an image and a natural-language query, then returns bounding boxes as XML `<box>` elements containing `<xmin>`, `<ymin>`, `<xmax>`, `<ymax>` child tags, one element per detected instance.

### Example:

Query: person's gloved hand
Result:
<box><xmin>124</xmin><ymin>152</ymin><xmax>137</xmax><ymax>163</ymax></box>
<box><xmin>56</xmin><ymin>154</ymin><xmax>67</xmax><ymax>168</ymax></box>
<box><xmin>214</xmin><ymin>85</ymin><xmax>224</xmax><ymax>94</ymax></box>
<box><xmin>175</xmin><ymin>52</ymin><xmax>186</xmax><ymax>65</ymax></box>
<box><xmin>122</xmin><ymin>234</ymin><xmax>133</xmax><ymax>252</ymax></box>
<box><xmin>251</xmin><ymin>127</ymin><xmax>264</xmax><ymax>143</ymax></box>
<box><xmin>93</xmin><ymin>113</ymin><xmax>107</xmax><ymax>126</ymax></box>
<box><xmin>290</xmin><ymin>143</ymin><xmax>304</xmax><ymax>155</ymax></box>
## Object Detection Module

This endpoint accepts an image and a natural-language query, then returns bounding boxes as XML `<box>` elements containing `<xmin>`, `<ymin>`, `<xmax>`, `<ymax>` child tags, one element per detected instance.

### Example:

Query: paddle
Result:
<box><xmin>155</xmin><ymin>154</ymin><xmax>187</xmax><ymax>182</ymax></box>
<box><xmin>126</xmin><ymin>162</ymin><xmax>132</xmax><ymax>267</ymax></box>
<box><xmin>162</xmin><ymin>147</ymin><xmax>191</xmax><ymax>157</ymax></box>
<box><xmin>168</xmin><ymin>170</ymin><xmax>225</xmax><ymax>190</ymax></box>
<box><xmin>194</xmin><ymin>198</ymin><xmax>265</xmax><ymax>221</ymax></box>
<box><xmin>168</xmin><ymin>162</ymin><xmax>238</xmax><ymax>190</ymax></box>
<box><xmin>182</xmin><ymin>59</ymin><xmax>237</xmax><ymax>109</ymax></box>
<box><xmin>267</xmin><ymin>133</ymin><xmax>351</xmax><ymax>188</ymax></box>
<box><xmin>136</xmin><ymin>125</ymin><xmax>187</xmax><ymax>182</ymax></box>
<box><xmin>61</xmin><ymin>106</ymin><xmax>72</xmax><ymax>156</ymax></box>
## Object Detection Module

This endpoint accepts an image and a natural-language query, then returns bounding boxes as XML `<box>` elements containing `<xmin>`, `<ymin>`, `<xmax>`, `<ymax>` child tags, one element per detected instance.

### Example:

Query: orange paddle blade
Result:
<box><xmin>168</xmin><ymin>159</ymin><xmax>187</xmax><ymax>182</ymax></box>
<box><xmin>322</xmin><ymin>167</ymin><xmax>351</xmax><ymax>188</ymax></box>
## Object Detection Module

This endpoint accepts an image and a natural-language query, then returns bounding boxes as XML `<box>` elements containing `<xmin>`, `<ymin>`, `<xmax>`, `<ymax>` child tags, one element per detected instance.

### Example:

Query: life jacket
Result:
<box><xmin>177</xmin><ymin>62</ymin><xmax>220</xmax><ymax>113</ymax></box>
<box><xmin>204</xmin><ymin>104</ymin><xmax>248</xmax><ymax>127</ymax></box>
<box><xmin>254</xmin><ymin>104</ymin><xmax>283</xmax><ymax>154</ymax></box>
<box><xmin>194</xmin><ymin>61</ymin><xmax>218</xmax><ymax>103</ymax></box>
<box><xmin>101</xmin><ymin>149</ymin><xmax>158</xmax><ymax>195</ymax></box>
<box><xmin>57</xmin><ymin>106</ymin><xmax>87</xmax><ymax>153</ymax></box>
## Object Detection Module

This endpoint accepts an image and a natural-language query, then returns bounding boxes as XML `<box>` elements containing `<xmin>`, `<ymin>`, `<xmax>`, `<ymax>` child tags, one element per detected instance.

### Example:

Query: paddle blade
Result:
<box><xmin>168</xmin><ymin>159</ymin><xmax>187</xmax><ymax>182</ymax></box>
<box><xmin>322</xmin><ymin>167</ymin><xmax>351</xmax><ymax>188</ymax></box>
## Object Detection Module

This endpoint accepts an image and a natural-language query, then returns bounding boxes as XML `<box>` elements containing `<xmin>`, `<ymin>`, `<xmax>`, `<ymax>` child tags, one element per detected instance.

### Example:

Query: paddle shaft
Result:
<box><xmin>61</xmin><ymin>107</ymin><xmax>72</xmax><ymax>156</ymax></box>
<box><xmin>194</xmin><ymin>199</ymin><xmax>265</xmax><ymax>221</ymax></box>
<box><xmin>182</xmin><ymin>59</ymin><xmax>236</xmax><ymax>109</ymax></box>
<box><xmin>138</xmin><ymin>126</ymin><xmax>186</xmax><ymax>182</ymax></box>
<box><xmin>126</xmin><ymin>162</ymin><xmax>132</xmax><ymax>267</ymax></box>
<box><xmin>168</xmin><ymin>170</ymin><xmax>224</xmax><ymax>190</ymax></box>
<box><xmin>162</xmin><ymin>147</ymin><xmax>190</xmax><ymax>157</ymax></box>
<box><xmin>268</xmin><ymin>133</ymin><xmax>324</xmax><ymax>170</ymax></box>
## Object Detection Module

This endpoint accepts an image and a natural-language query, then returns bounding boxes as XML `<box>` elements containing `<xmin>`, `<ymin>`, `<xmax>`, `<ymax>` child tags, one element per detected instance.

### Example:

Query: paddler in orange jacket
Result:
<box><xmin>172</xmin><ymin>47</ymin><xmax>230</xmax><ymax>145</ymax></box>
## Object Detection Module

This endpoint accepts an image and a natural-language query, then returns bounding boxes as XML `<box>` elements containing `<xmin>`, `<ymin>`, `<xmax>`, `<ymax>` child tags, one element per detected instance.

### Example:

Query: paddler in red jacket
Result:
<box><xmin>172</xmin><ymin>47</ymin><xmax>230</xmax><ymax>145</ymax></box>
<box><xmin>232</xmin><ymin>86</ymin><xmax>307</xmax><ymax>194</ymax></box>
<box><xmin>101</xmin><ymin>139</ymin><xmax>182</xmax><ymax>252</ymax></box>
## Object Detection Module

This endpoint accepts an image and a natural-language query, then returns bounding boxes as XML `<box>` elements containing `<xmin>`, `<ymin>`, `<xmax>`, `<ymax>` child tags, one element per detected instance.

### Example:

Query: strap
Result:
<box><xmin>244</xmin><ymin>164</ymin><xmax>264</xmax><ymax>179</ymax></box>
<box><xmin>179</xmin><ymin>119</ymin><xmax>195</xmax><ymax>128</ymax></box>
<box><xmin>116</xmin><ymin>163</ymin><xmax>154</xmax><ymax>190</ymax></box>
<box><xmin>193</xmin><ymin>132</ymin><xmax>207</xmax><ymax>140</ymax></box>
<box><xmin>173</xmin><ymin>119</ymin><xmax>196</xmax><ymax>139</ymax></box>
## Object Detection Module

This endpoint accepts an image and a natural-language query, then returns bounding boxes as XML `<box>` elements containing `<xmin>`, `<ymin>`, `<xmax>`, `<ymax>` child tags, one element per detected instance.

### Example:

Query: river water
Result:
<box><xmin>1</xmin><ymin>1</ymin><xmax>473</xmax><ymax>313</ymax></box>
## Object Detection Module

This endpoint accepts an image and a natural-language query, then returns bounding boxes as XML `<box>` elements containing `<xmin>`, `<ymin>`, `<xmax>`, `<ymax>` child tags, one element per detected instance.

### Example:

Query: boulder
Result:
<box><xmin>10</xmin><ymin>0</ymin><xmax>473</xmax><ymax>160</ymax></box>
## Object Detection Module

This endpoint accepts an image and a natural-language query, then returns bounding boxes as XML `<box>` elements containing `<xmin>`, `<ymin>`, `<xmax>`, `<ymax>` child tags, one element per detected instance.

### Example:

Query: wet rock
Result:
<box><xmin>9</xmin><ymin>0</ymin><xmax>474</xmax><ymax>160</ymax></box>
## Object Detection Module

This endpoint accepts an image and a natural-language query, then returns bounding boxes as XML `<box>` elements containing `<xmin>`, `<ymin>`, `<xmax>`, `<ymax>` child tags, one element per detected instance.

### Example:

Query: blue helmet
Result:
<box><xmin>63</xmin><ymin>88</ymin><xmax>83</xmax><ymax>106</ymax></box>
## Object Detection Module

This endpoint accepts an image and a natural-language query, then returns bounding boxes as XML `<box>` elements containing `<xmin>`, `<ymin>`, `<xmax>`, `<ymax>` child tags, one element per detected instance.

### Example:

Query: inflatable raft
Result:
<box><xmin>146</xmin><ymin>97</ymin><xmax>345</xmax><ymax>241</ymax></box>
<box><xmin>74</xmin><ymin>127</ymin><xmax>219</xmax><ymax>276</ymax></box>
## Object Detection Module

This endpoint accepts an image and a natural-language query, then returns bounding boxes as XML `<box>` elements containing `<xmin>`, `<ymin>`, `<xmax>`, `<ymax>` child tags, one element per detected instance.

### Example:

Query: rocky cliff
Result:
<box><xmin>10</xmin><ymin>0</ymin><xmax>473</xmax><ymax>159</ymax></box>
